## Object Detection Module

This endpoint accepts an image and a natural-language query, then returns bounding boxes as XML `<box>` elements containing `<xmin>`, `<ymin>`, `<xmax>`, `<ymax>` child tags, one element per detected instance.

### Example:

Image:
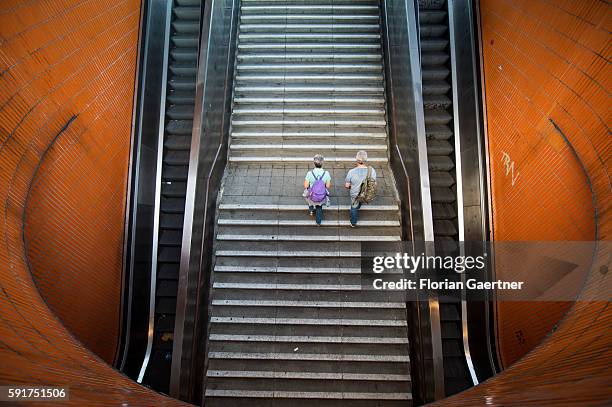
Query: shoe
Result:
<box><xmin>350</xmin><ymin>223</ymin><xmax>356</xmax><ymax>228</ymax></box>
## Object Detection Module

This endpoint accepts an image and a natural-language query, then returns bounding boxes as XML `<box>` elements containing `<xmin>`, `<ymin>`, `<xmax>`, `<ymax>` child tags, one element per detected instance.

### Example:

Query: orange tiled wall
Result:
<box><xmin>479</xmin><ymin>0</ymin><xmax>610</xmax><ymax>368</ymax></box>
<box><xmin>0</xmin><ymin>1</ymin><xmax>188</xmax><ymax>403</ymax></box>
<box><xmin>0</xmin><ymin>0</ymin><xmax>140</xmax><ymax>365</ymax></box>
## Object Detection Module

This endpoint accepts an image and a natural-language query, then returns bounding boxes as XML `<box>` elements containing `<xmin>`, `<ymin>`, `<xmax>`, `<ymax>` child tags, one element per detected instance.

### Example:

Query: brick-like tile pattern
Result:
<box><xmin>437</xmin><ymin>0</ymin><xmax>610</xmax><ymax>404</ymax></box>
<box><xmin>0</xmin><ymin>1</ymin><xmax>186</xmax><ymax>404</ymax></box>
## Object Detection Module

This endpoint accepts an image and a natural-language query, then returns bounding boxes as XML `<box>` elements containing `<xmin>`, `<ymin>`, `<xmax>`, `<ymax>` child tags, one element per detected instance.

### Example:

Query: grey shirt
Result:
<box><xmin>345</xmin><ymin>166</ymin><xmax>377</xmax><ymax>199</ymax></box>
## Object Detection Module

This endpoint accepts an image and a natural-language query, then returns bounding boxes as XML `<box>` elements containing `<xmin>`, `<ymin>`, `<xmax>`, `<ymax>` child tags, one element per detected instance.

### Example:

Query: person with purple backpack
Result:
<box><xmin>303</xmin><ymin>154</ymin><xmax>331</xmax><ymax>225</ymax></box>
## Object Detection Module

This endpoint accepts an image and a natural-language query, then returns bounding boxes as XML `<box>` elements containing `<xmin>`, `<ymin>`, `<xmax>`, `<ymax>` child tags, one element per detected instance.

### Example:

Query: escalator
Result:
<box><xmin>139</xmin><ymin>0</ymin><xmax>202</xmax><ymax>393</ymax></box>
<box><xmin>417</xmin><ymin>0</ymin><xmax>473</xmax><ymax>396</ymax></box>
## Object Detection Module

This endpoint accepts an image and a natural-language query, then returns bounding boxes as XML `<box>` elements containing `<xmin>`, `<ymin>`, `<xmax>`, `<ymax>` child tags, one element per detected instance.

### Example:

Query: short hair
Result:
<box><xmin>313</xmin><ymin>154</ymin><xmax>324</xmax><ymax>168</ymax></box>
<box><xmin>355</xmin><ymin>150</ymin><xmax>368</xmax><ymax>164</ymax></box>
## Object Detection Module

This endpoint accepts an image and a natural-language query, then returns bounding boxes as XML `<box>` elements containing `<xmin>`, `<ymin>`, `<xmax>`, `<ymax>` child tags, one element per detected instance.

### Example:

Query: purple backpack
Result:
<box><xmin>308</xmin><ymin>171</ymin><xmax>328</xmax><ymax>203</ymax></box>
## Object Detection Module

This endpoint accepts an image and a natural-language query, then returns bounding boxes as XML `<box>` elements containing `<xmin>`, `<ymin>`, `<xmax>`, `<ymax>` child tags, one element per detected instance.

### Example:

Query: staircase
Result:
<box><xmin>141</xmin><ymin>0</ymin><xmax>201</xmax><ymax>392</ymax></box>
<box><xmin>203</xmin><ymin>0</ymin><xmax>412</xmax><ymax>405</ymax></box>
<box><xmin>418</xmin><ymin>0</ymin><xmax>472</xmax><ymax>395</ymax></box>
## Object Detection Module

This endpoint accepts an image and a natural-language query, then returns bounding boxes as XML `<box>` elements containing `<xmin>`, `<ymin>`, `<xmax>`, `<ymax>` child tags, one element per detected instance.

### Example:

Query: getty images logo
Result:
<box><xmin>372</xmin><ymin>252</ymin><xmax>486</xmax><ymax>274</ymax></box>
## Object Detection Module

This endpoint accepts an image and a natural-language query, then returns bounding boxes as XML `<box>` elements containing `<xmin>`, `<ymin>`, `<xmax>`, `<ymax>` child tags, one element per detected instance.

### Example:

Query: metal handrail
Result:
<box><xmin>447</xmin><ymin>0</ymin><xmax>479</xmax><ymax>387</ymax></box>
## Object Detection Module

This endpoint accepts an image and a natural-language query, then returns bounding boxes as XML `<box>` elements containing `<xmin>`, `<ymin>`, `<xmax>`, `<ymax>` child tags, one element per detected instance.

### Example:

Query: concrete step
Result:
<box><xmin>205</xmin><ymin>389</ymin><xmax>411</xmax><ymax>401</ymax></box>
<box><xmin>235</xmin><ymin>73</ymin><xmax>383</xmax><ymax>85</ymax></box>
<box><xmin>211</xmin><ymin>298</ymin><xmax>405</xmax><ymax>308</ymax></box>
<box><xmin>236</xmin><ymin>53</ymin><xmax>382</xmax><ymax>63</ymax></box>
<box><xmin>215</xmin><ymin>234</ymin><xmax>401</xmax><ymax>242</ymax></box>
<box><xmin>232</xmin><ymin>107</ymin><xmax>385</xmax><ymax>116</ymax></box>
<box><xmin>241</xmin><ymin>5</ymin><xmax>379</xmax><ymax>15</ymax></box>
<box><xmin>233</xmin><ymin>96</ymin><xmax>385</xmax><ymax>105</ymax></box>
<box><xmin>239</xmin><ymin>23</ymin><xmax>381</xmax><ymax>33</ymax></box>
<box><xmin>207</xmin><ymin>370</ymin><xmax>410</xmax><ymax>380</ymax></box>
<box><xmin>239</xmin><ymin>33</ymin><xmax>381</xmax><ymax>44</ymax></box>
<box><xmin>238</xmin><ymin>43</ymin><xmax>381</xmax><ymax>53</ymax></box>
<box><xmin>241</xmin><ymin>15</ymin><xmax>380</xmax><ymax>24</ymax></box>
<box><xmin>234</xmin><ymin>84</ymin><xmax>384</xmax><ymax>95</ymax></box>
<box><xmin>217</xmin><ymin>219</ymin><xmax>399</xmax><ymax>227</ymax></box>
<box><xmin>209</xmin><ymin>352</ymin><xmax>409</xmax><ymax>362</ymax></box>
<box><xmin>236</xmin><ymin>63</ymin><xmax>382</xmax><ymax>74</ymax></box>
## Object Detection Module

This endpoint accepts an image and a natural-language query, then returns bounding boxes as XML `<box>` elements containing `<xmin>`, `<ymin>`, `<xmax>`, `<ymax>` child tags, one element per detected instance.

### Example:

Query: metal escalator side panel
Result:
<box><xmin>447</xmin><ymin>0</ymin><xmax>478</xmax><ymax>388</ymax></box>
<box><xmin>170</xmin><ymin>0</ymin><xmax>240</xmax><ymax>401</ymax></box>
<box><xmin>137</xmin><ymin>0</ymin><xmax>175</xmax><ymax>385</ymax></box>
<box><xmin>382</xmin><ymin>0</ymin><xmax>444</xmax><ymax>402</ymax></box>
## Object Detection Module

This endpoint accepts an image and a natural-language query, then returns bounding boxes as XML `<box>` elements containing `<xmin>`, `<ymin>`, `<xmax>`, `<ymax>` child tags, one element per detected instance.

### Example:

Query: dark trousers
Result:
<box><xmin>309</xmin><ymin>205</ymin><xmax>323</xmax><ymax>224</ymax></box>
<box><xmin>350</xmin><ymin>202</ymin><xmax>362</xmax><ymax>225</ymax></box>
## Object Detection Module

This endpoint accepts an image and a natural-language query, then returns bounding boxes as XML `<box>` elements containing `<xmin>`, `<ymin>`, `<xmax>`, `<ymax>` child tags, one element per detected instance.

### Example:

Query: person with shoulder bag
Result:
<box><xmin>344</xmin><ymin>150</ymin><xmax>377</xmax><ymax>227</ymax></box>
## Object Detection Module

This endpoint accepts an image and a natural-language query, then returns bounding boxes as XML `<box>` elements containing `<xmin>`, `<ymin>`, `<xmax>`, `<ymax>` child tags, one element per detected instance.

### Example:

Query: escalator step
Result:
<box><xmin>429</xmin><ymin>171</ymin><xmax>454</xmax><ymax>187</ymax></box>
<box><xmin>425</xmin><ymin>109</ymin><xmax>452</xmax><ymax>125</ymax></box>
<box><xmin>421</xmin><ymin>52</ymin><xmax>450</xmax><ymax>66</ymax></box>
<box><xmin>166</xmin><ymin>120</ymin><xmax>193</xmax><ymax>135</ymax></box>
<box><xmin>165</xmin><ymin>135</ymin><xmax>192</xmax><ymax>150</ymax></box>
<box><xmin>172</xmin><ymin>21</ymin><xmax>199</xmax><ymax>34</ymax></box>
<box><xmin>441</xmin><ymin>321</ymin><xmax>462</xmax><ymax>338</ymax></box>
<box><xmin>424</xmin><ymin>94</ymin><xmax>452</xmax><ymax>109</ymax></box>
<box><xmin>443</xmin><ymin>360</ymin><xmax>472</xmax><ymax>381</ymax></box>
<box><xmin>161</xmin><ymin>181</ymin><xmax>187</xmax><ymax>197</ymax></box>
<box><xmin>431</xmin><ymin>187</ymin><xmax>456</xmax><ymax>203</ymax></box>
<box><xmin>418</xmin><ymin>0</ymin><xmax>446</xmax><ymax>9</ymax></box>
<box><xmin>426</xmin><ymin>124</ymin><xmax>453</xmax><ymax>140</ymax></box>
<box><xmin>166</xmin><ymin>104</ymin><xmax>195</xmax><ymax>120</ymax></box>
<box><xmin>421</xmin><ymin>38</ymin><xmax>448</xmax><ymax>52</ymax></box>
<box><xmin>419</xmin><ymin>10</ymin><xmax>447</xmax><ymax>24</ymax></box>
<box><xmin>171</xmin><ymin>49</ymin><xmax>198</xmax><ymax>62</ymax></box>
<box><xmin>168</xmin><ymin>77</ymin><xmax>196</xmax><ymax>91</ymax></box>
<box><xmin>169</xmin><ymin>64</ymin><xmax>197</xmax><ymax>77</ymax></box>
<box><xmin>159</xmin><ymin>229</ymin><xmax>183</xmax><ymax>246</ymax></box>
<box><xmin>161</xmin><ymin>197</ymin><xmax>187</xmax><ymax>213</ymax></box>
<box><xmin>158</xmin><ymin>263</ymin><xmax>180</xmax><ymax>280</ymax></box>
<box><xmin>171</xmin><ymin>34</ymin><xmax>199</xmax><ymax>48</ymax></box>
<box><xmin>428</xmin><ymin>155</ymin><xmax>454</xmax><ymax>171</ymax></box>
<box><xmin>432</xmin><ymin>203</ymin><xmax>457</xmax><ymax>219</ymax></box>
<box><xmin>176</xmin><ymin>0</ymin><xmax>200</xmax><ymax>6</ymax></box>
<box><xmin>174</xmin><ymin>7</ymin><xmax>200</xmax><ymax>20</ymax></box>
<box><xmin>422</xmin><ymin>67</ymin><xmax>450</xmax><ymax>80</ymax></box>
<box><xmin>154</xmin><ymin>333</ymin><xmax>174</xmax><ymax>350</ymax></box>
<box><xmin>155</xmin><ymin>314</ymin><xmax>176</xmax><ymax>332</ymax></box>
<box><xmin>167</xmin><ymin>90</ymin><xmax>196</xmax><ymax>105</ymax></box>
<box><xmin>162</xmin><ymin>165</ymin><xmax>189</xmax><ymax>181</ymax></box>
<box><xmin>164</xmin><ymin>150</ymin><xmax>190</xmax><ymax>165</ymax></box>
<box><xmin>423</xmin><ymin>80</ymin><xmax>451</xmax><ymax>95</ymax></box>
<box><xmin>440</xmin><ymin>303</ymin><xmax>461</xmax><ymax>320</ymax></box>
<box><xmin>157</xmin><ymin>280</ymin><xmax>179</xmax><ymax>297</ymax></box>
<box><xmin>433</xmin><ymin>219</ymin><xmax>457</xmax><ymax>236</ymax></box>
<box><xmin>442</xmin><ymin>340</ymin><xmax>464</xmax><ymax>357</ymax></box>
<box><xmin>420</xmin><ymin>24</ymin><xmax>447</xmax><ymax>38</ymax></box>
<box><xmin>158</xmin><ymin>247</ymin><xmax>180</xmax><ymax>263</ymax></box>
<box><xmin>426</xmin><ymin>140</ymin><xmax>453</xmax><ymax>156</ymax></box>
<box><xmin>160</xmin><ymin>213</ymin><xmax>184</xmax><ymax>230</ymax></box>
